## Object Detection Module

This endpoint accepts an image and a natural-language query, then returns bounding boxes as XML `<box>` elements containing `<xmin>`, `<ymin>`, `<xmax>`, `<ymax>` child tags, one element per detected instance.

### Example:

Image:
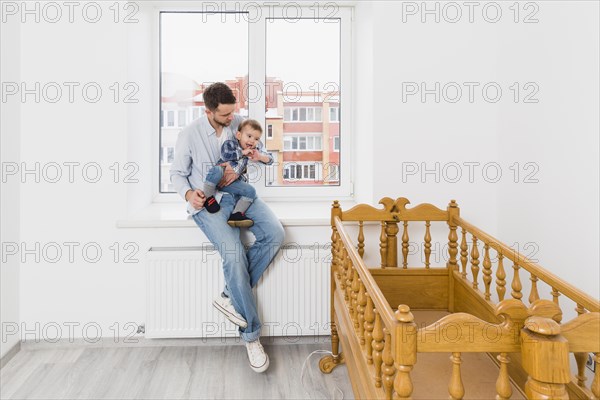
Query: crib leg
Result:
<box><xmin>320</xmin><ymin>323</ymin><xmax>346</xmax><ymax>373</ymax></box>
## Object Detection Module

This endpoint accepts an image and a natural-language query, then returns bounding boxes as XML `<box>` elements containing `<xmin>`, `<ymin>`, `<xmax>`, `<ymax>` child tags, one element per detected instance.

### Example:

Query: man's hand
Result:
<box><xmin>185</xmin><ymin>189</ymin><xmax>206</xmax><ymax>210</ymax></box>
<box><xmin>218</xmin><ymin>163</ymin><xmax>239</xmax><ymax>187</ymax></box>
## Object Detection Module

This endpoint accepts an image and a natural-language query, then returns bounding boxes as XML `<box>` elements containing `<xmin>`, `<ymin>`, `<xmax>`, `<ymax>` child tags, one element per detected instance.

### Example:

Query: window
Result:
<box><xmin>190</xmin><ymin>106</ymin><xmax>205</xmax><ymax>121</ymax></box>
<box><xmin>161</xmin><ymin>146</ymin><xmax>174</xmax><ymax>165</ymax></box>
<box><xmin>159</xmin><ymin>11</ymin><xmax>248</xmax><ymax>193</ymax></box>
<box><xmin>283</xmin><ymin>135</ymin><xmax>322</xmax><ymax>151</ymax></box>
<box><xmin>329</xmin><ymin>107</ymin><xmax>339</xmax><ymax>122</ymax></box>
<box><xmin>157</xmin><ymin>6</ymin><xmax>352</xmax><ymax>199</ymax></box>
<box><xmin>283</xmin><ymin>162</ymin><xmax>319</xmax><ymax>181</ymax></box>
<box><xmin>283</xmin><ymin>107</ymin><xmax>323</xmax><ymax>122</ymax></box>
<box><xmin>327</xmin><ymin>163</ymin><xmax>339</xmax><ymax>182</ymax></box>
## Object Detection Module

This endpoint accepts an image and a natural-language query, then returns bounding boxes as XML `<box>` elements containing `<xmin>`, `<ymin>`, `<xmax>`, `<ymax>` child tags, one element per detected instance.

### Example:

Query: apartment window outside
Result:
<box><xmin>283</xmin><ymin>107</ymin><xmax>323</xmax><ymax>122</ymax></box>
<box><xmin>283</xmin><ymin>135</ymin><xmax>323</xmax><ymax>151</ymax></box>
<box><xmin>329</xmin><ymin>107</ymin><xmax>339</xmax><ymax>122</ymax></box>
<box><xmin>158</xmin><ymin>6</ymin><xmax>352</xmax><ymax>199</ymax></box>
<box><xmin>283</xmin><ymin>162</ymin><xmax>318</xmax><ymax>181</ymax></box>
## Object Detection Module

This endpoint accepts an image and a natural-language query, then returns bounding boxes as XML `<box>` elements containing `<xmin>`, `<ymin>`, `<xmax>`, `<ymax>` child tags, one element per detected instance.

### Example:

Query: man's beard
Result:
<box><xmin>214</xmin><ymin>117</ymin><xmax>231</xmax><ymax>127</ymax></box>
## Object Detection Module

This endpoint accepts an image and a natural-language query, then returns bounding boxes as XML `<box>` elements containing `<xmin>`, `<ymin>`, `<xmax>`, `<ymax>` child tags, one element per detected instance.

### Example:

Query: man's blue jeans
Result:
<box><xmin>192</xmin><ymin>193</ymin><xmax>285</xmax><ymax>342</ymax></box>
<box><xmin>204</xmin><ymin>165</ymin><xmax>256</xmax><ymax>205</ymax></box>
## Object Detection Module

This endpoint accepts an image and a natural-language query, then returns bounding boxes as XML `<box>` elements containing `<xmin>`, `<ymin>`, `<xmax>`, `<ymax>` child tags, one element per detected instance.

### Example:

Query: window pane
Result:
<box><xmin>299</xmin><ymin>108</ymin><xmax>306</xmax><ymax>121</ymax></box>
<box><xmin>292</xmin><ymin>137</ymin><xmax>298</xmax><ymax>149</ymax></box>
<box><xmin>284</xmin><ymin>108</ymin><xmax>291</xmax><ymax>121</ymax></box>
<box><xmin>299</xmin><ymin>137</ymin><xmax>306</xmax><ymax>150</ymax></box>
<box><xmin>266</xmin><ymin>18</ymin><xmax>340</xmax><ymax>186</ymax></box>
<box><xmin>160</xmin><ymin>12</ymin><xmax>248</xmax><ymax>193</ymax></box>
<box><xmin>178</xmin><ymin>110</ymin><xmax>186</xmax><ymax>127</ymax></box>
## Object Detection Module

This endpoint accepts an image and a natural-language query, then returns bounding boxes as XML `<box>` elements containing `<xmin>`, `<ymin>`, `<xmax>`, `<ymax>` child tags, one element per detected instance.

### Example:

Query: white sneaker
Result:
<box><xmin>212</xmin><ymin>293</ymin><xmax>248</xmax><ymax>328</ymax></box>
<box><xmin>245</xmin><ymin>339</ymin><xmax>270</xmax><ymax>373</ymax></box>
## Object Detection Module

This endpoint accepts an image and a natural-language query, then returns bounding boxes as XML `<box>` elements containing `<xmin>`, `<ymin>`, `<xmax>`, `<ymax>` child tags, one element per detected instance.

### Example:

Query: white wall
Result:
<box><xmin>496</xmin><ymin>2</ymin><xmax>600</xmax><ymax>300</ymax></box>
<box><xmin>1</xmin><ymin>17</ymin><xmax>21</xmax><ymax>358</ymax></box>
<box><xmin>360</xmin><ymin>1</ymin><xmax>599</xmax><ymax>300</ymax></box>
<box><xmin>7</xmin><ymin>1</ymin><xmax>599</xmax><ymax>344</ymax></box>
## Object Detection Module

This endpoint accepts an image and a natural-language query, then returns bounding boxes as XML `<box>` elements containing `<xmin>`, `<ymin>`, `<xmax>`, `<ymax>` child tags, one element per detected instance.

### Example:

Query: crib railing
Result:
<box><xmin>320</xmin><ymin>198</ymin><xmax>600</xmax><ymax>400</ymax></box>
<box><xmin>453</xmin><ymin>216</ymin><xmax>600</xmax><ymax>399</ymax></box>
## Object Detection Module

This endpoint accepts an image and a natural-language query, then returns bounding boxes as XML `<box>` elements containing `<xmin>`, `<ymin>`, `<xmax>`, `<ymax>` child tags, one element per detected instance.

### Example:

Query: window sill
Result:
<box><xmin>116</xmin><ymin>200</ymin><xmax>358</xmax><ymax>229</ymax></box>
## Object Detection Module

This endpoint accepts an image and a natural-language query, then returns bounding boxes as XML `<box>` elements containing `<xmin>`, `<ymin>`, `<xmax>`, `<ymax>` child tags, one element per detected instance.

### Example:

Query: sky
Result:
<box><xmin>161</xmin><ymin>12</ymin><xmax>340</xmax><ymax>91</ymax></box>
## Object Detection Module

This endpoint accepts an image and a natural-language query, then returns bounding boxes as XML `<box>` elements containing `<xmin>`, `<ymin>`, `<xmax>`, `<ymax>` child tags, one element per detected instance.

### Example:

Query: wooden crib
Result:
<box><xmin>319</xmin><ymin>198</ymin><xmax>600</xmax><ymax>399</ymax></box>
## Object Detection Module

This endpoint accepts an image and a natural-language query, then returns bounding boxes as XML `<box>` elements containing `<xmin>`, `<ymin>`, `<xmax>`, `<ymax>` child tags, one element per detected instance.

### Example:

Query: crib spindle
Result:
<box><xmin>471</xmin><ymin>236</ymin><xmax>480</xmax><ymax>290</ymax></box>
<box><xmin>331</xmin><ymin>228</ymin><xmax>339</xmax><ymax>278</ymax></box>
<box><xmin>448</xmin><ymin>220</ymin><xmax>458</xmax><ymax>271</ymax></box>
<box><xmin>449</xmin><ymin>352</ymin><xmax>465</xmax><ymax>400</ymax></box>
<box><xmin>372</xmin><ymin>311</ymin><xmax>384</xmax><ymax>388</ymax></box>
<box><xmin>351</xmin><ymin>271</ymin><xmax>360</xmax><ymax>330</ymax></box>
<box><xmin>380</xmin><ymin>222</ymin><xmax>388</xmax><ymax>268</ymax></box>
<box><xmin>574</xmin><ymin>304</ymin><xmax>588</xmax><ymax>388</ymax></box>
<box><xmin>386</xmin><ymin>221</ymin><xmax>399</xmax><ymax>268</ymax></box>
<box><xmin>382</xmin><ymin>328</ymin><xmax>395</xmax><ymax>400</ymax></box>
<box><xmin>357</xmin><ymin>281</ymin><xmax>366</xmax><ymax>345</ymax></box>
<box><xmin>364</xmin><ymin>293</ymin><xmax>374</xmax><ymax>364</ymax></box>
<box><xmin>344</xmin><ymin>254</ymin><xmax>352</xmax><ymax>305</ymax></box>
<box><xmin>402</xmin><ymin>221</ymin><xmax>409</xmax><ymax>268</ymax></box>
<box><xmin>496</xmin><ymin>353</ymin><xmax>512</xmax><ymax>400</ymax></box>
<box><xmin>395</xmin><ymin>305</ymin><xmax>416</xmax><ymax>399</ymax></box>
<box><xmin>529</xmin><ymin>274</ymin><xmax>540</xmax><ymax>304</ymax></box>
<box><xmin>496</xmin><ymin>253</ymin><xmax>506</xmax><ymax>301</ymax></box>
<box><xmin>592</xmin><ymin>353</ymin><xmax>599</xmax><ymax>398</ymax></box>
<box><xmin>424</xmin><ymin>221</ymin><xmax>432</xmax><ymax>268</ymax></box>
<box><xmin>511</xmin><ymin>263</ymin><xmax>523</xmax><ymax>301</ymax></box>
<box><xmin>460</xmin><ymin>228</ymin><xmax>468</xmax><ymax>278</ymax></box>
<box><xmin>358</xmin><ymin>221</ymin><xmax>365</xmax><ymax>258</ymax></box>
<box><xmin>483</xmin><ymin>243</ymin><xmax>492</xmax><ymax>300</ymax></box>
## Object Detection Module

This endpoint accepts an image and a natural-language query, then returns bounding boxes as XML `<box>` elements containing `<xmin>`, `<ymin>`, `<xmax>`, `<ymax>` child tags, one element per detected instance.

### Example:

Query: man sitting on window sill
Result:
<box><xmin>170</xmin><ymin>82</ymin><xmax>285</xmax><ymax>373</ymax></box>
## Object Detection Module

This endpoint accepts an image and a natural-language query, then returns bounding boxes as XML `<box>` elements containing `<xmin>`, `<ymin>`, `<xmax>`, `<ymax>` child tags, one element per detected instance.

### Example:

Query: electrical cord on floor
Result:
<box><xmin>300</xmin><ymin>350</ymin><xmax>345</xmax><ymax>400</ymax></box>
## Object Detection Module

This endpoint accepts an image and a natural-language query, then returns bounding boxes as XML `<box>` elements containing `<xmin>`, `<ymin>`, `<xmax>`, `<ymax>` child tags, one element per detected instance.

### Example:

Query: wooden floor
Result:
<box><xmin>1</xmin><ymin>324</ymin><xmax>524</xmax><ymax>399</ymax></box>
<box><xmin>1</xmin><ymin>338</ymin><xmax>353</xmax><ymax>400</ymax></box>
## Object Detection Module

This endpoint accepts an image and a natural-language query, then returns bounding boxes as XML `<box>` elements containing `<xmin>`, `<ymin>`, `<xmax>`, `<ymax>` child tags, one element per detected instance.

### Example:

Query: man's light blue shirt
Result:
<box><xmin>170</xmin><ymin>114</ymin><xmax>245</xmax><ymax>215</ymax></box>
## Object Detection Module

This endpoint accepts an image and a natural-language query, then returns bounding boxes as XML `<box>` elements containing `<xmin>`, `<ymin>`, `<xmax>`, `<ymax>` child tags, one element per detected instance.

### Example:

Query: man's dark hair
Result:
<box><xmin>202</xmin><ymin>82</ymin><xmax>237</xmax><ymax>111</ymax></box>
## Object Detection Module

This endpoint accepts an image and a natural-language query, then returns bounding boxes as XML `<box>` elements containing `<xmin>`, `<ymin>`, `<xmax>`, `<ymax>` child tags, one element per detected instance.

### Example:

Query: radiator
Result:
<box><xmin>145</xmin><ymin>245</ymin><xmax>331</xmax><ymax>338</ymax></box>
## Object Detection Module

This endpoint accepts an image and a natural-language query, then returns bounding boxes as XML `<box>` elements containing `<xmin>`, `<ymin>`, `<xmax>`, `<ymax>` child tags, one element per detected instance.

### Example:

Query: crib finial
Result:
<box><xmin>395</xmin><ymin>305</ymin><xmax>414</xmax><ymax>323</ymax></box>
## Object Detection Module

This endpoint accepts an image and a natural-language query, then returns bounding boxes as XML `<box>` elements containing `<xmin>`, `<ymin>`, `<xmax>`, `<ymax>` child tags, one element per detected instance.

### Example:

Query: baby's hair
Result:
<box><xmin>238</xmin><ymin>119</ymin><xmax>263</xmax><ymax>134</ymax></box>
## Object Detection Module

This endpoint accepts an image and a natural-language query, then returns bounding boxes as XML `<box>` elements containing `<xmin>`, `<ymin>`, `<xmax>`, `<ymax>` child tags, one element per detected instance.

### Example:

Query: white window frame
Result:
<box><xmin>151</xmin><ymin>4</ymin><xmax>354</xmax><ymax>202</ymax></box>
